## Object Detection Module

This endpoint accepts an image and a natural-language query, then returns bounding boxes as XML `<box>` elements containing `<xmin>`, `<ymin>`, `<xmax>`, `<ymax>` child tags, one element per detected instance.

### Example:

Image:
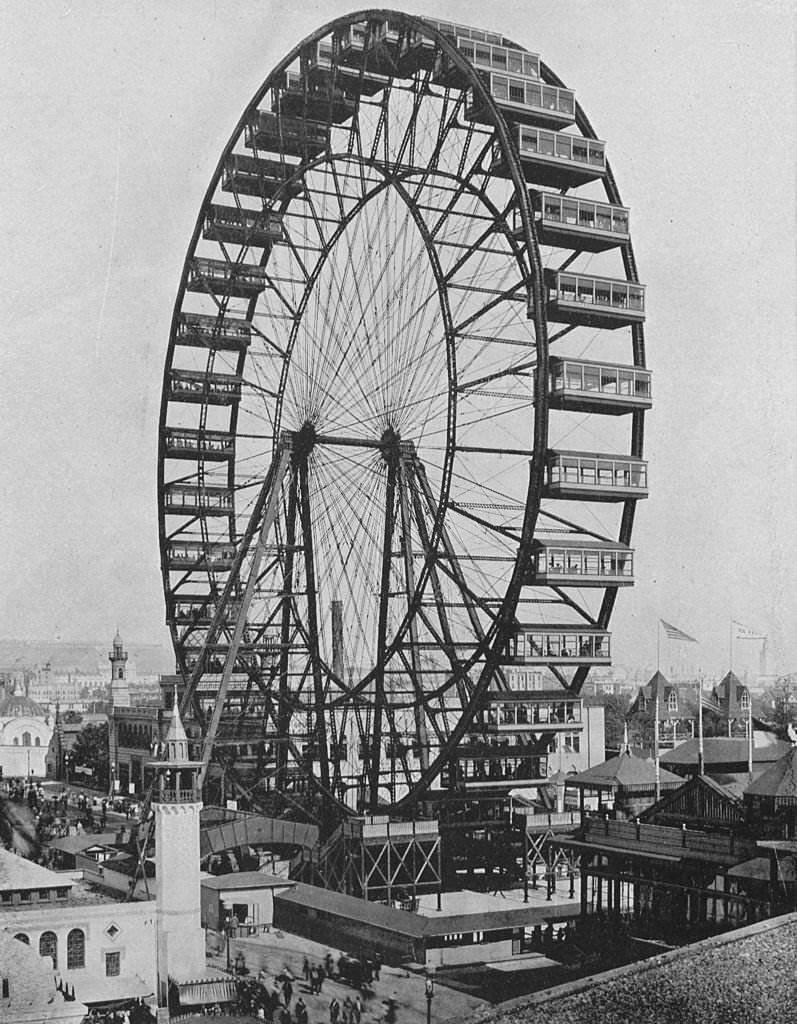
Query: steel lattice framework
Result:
<box><xmin>158</xmin><ymin>9</ymin><xmax>648</xmax><ymax>820</ymax></box>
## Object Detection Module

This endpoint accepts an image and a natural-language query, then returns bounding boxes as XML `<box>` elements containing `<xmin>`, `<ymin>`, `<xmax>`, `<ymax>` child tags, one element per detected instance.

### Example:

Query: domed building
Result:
<box><xmin>0</xmin><ymin>681</ymin><xmax>52</xmax><ymax>779</ymax></box>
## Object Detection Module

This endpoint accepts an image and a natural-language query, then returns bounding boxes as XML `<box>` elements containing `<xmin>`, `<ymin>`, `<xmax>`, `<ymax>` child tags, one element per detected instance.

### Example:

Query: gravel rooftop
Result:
<box><xmin>465</xmin><ymin>914</ymin><xmax>797</xmax><ymax>1024</ymax></box>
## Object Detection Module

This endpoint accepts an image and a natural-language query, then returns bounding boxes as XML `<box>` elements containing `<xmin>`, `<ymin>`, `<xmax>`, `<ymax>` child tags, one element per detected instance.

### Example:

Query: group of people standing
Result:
<box><xmin>328</xmin><ymin>993</ymin><xmax>365</xmax><ymax>1024</ymax></box>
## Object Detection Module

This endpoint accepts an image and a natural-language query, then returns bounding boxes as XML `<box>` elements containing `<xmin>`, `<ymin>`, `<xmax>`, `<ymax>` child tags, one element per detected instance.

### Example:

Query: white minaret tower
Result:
<box><xmin>151</xmin><ymin>689</ymin><xmax>206</xmax><ymax>1008</ymax></box>
<box><xmin>109</xmin><ymin>630</ymin><xmax>130</xmax><ymax>707</ymax></box>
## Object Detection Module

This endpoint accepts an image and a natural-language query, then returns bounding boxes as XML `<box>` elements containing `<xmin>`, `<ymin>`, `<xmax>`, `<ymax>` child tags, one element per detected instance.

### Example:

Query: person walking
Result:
<box><xmin>302</xmin><ymin>957</ymin><xmax>310</xmax><ymax>982</ymax></box>
<box><xmin>317</xmin><ymin>964</ymin><xmax>326</xmax><ymax>993</ymax></box>
<box><xmin>282</xmin><ymin>977</ymin><xmax>293</xmax><ymax>1007</ymax></box>
<box><xmin>342</xmin><ymin>996</ymin><xmax>353</xmax><ymax>1024</ymax></box>
<box><xmin>352</xmin><ymin>995</ymin><xmax>363</xmax><ymax>1024</ymax></box>
<box><xmin>295</xmin><ymin>997</ymin><xmax>308</xmax><ymax>1024</ymax></box>
<box><xmin>329</xmin><ymin>996</ymin><xmax>340</xmax><ymax>1024</ymax></box>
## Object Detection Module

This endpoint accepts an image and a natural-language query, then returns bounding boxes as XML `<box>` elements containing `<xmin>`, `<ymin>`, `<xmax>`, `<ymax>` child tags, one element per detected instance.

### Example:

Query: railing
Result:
<box><xmin>517</xmin><ymin>810</ymin><xmax>581</xmax><ymax>830</ymax></box>
<box><xmin>155</xmin><ymin>788</ymin><xmax>200</xmax><ymax>803</ymax></box>
<box><xmin>583</xmin><ymin>817</ymin><xmax>757</xmax><ymax>861</ymax></box>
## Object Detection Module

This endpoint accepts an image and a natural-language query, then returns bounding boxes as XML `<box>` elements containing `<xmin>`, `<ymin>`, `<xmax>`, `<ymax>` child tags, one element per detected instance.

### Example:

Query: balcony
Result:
<box><xmin>525</xmin><ymin>539</ymin><xmax>634</xmax><ymax>588</ymax></box>
<box><xmin>167</xmin><ymin>370</ymin><xmax>242</xmax><ymax>407</ymax></box>
<box><xmin>542</xmin><ymin>357</ymin><xmax>652</xmax><ymax>415</ymax></box>
<box><xmin>467</xmin><ymin>74</ymin><xmax>575</xmax><ymax>130</ymax></box>
<box><xmin>495</xmin><ymin>127</ymin><xmax>606</xmax><ymax>189</ymax></box>
<box><xmin>186</xmin><ymin>258</ymin><xmax>267</xmax><ymax>299</ymax></box>
<box><xmin>163</xmin><ymin>428</ymin><xmax>235</xmax><ymax>461</ymax></box>
<box><xmin>166</xmin><ymin>540</ymin><xmax>236</xmax><ymax>571</ymax></box>
<box><xmin>176</xmin><ymin>313</ymin><xmax>252</xmax><ymax>352</ymax></box>
<box><xmin>273</xmin><ymin>71</ymin><xmax>356</xmax><ymax>124</ymax></box>
<box><xmin>246</xmin><ymin>111</ymin><xmax>329</xmax><ymax>159</ymax></box>
<box><xmin>482</xmin><ymin>695</ymin><xmax>583</xmax><ymax>730</ymax></box>
<box><xmin>434</xmin><ymin>35</ymin><xmax>539</xmax><ymax>88</ymax></box>
<box><xmin>203</xmin><ymin>205</ymin><xmax>284</xmax><ymax>248</ymax></box>
<box><xmin>505</xmin><ymin>626</ymin><xmax>612</xmax><ymax>664</ymax></box>
<box><xmin>525</xmin><ymin>192</ymin><xmax>630</xmax><ymax>252</ymax></box>
<box><xmin>546</xmin><ymin>270</ymin><xmax>645</xmax><ymax>329</ymax></box>
<box><xmin>542</xmin><ymin>450</ymin><xmax>648</xmax><ymax>501</ymax></box>
<box><xmin>164</xmin><ymin>483</ymin><xmax>233</xmax><ymax>517</ymax></box>
<box><xmin>222</xmin><ymin>154</ymin><xmax>304</xmax><ymax>199</ymax></box>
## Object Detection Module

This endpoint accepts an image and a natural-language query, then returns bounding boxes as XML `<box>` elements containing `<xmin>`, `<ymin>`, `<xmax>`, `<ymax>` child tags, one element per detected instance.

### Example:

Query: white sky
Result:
<box><xmin>0</xmin><ymin>0</ymin><xmax>794</xmax><ymax>677</ymax></box>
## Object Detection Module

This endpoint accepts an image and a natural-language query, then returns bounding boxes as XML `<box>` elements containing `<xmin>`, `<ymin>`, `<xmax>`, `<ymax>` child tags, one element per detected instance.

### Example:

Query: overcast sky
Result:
<box><xmin>0</xmin><ymin>0</ymin><xmax>794</xmax><ymax>678</ymax></box>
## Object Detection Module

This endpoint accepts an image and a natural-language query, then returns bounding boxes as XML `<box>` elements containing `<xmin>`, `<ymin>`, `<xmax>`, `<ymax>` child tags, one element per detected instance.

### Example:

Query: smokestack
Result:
<box><xmin>331</xmin><ymin>599</ymin><xmax>343</xmax><ymax>679</ymax></box>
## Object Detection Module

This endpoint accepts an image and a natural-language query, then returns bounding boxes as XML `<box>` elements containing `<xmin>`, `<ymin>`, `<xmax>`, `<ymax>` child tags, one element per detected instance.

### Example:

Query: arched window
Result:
<box><xmin>740</xmin><ymin>690</ymin><xmax>750</xmax><ymax>712</ymax></box>
<box><xmin>14</xmin><ymin>933</ymin><xmax>30</xmax><ymax>944</ymax></box>
<box><xmin>22</xmin><ymin>732</ymin><xmax>31</xmax><ymax>746</ymax></box>
<box><xmin>667</xmin><ymin>691</ymin><xmax>678</xmax><ymax>713</ymax></box>
<box><xmin>66</xmin><ymin>928</ymin><xmax>85</xmax><ymax>969</ymax></box>
<box><xmin>35</xmin><ymin>737</ymin><xmax>41</xmax><ymax>747</ymax></box>
<box><xmin>39</xmin><ymin>931</ymin><xmax>57</xmax><ymax>969</ymax></box>
<box><xmin>13</xmin><ymin>737</ymin><xmax>18</xmax><ymax>746</ymax></box>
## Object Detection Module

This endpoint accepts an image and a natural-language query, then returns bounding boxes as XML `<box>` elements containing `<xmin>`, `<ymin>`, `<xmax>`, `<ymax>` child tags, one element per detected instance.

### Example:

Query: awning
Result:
<box><xmin>77</xmin><ymin>975</ymin><xmax>154</xmax><ymax>1007</ymax></box>
<box><xmin>177</xmin><ymin>979</ymin><xmax>237</xmax><ymax>1005</ymax></box>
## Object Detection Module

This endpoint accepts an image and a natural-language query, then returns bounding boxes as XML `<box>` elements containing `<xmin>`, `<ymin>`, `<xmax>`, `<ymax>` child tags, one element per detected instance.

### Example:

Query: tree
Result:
<box><xmin>70</xmin><ymin>722</ymin><xmax>110</xmax><ymax>788</ymax></box>
<box><xmin>761</xmin><ymin>675</ymin><xmax>797</xmax><ymax>734</ymax></box>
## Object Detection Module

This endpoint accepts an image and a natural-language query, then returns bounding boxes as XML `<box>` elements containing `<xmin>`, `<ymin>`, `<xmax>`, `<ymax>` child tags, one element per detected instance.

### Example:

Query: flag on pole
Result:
<box><xmin>700</xmin><ymin>689</ymin><xmax>722</xmax><ymax>713</ymax></box>
<box><xmin>660</xmin><ymin>620</ymin><xmax>699</xmax><ymax>643</ymax></box>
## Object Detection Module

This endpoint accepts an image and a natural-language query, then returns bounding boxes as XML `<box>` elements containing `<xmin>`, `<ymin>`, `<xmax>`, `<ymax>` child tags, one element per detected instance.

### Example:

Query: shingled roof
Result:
<box><xmin>745</xmin><ymin>744</ymin><xmax>797</xmax><ymax>799</ymax></box>
<box><xmin>567</xmin><ymin>751</ymin><xmax>682</xmax><ymax>791</ymax></box>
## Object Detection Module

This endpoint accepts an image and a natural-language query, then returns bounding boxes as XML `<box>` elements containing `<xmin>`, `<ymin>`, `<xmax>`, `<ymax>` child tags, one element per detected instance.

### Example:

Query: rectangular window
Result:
<box><xmin>562</xmin><ymin>200</ymin><xmax>579</xmax><ymax>224</ymax></box>
<box><xmin>523</xmin><ymin>54</ymin><xmax>540</xmax><ymax>77</ymax></box>
<box><xmin>105</xmin><ymin>952</ymin><xmax>121</xmax><ymax>977</ymax></box>
<box><xmin>525</xmin><ymin>83</ymin><xmax>542</xmax><ymax>107</ymax></box>
<box><xmin>19</xmin><ymin>891</ymin><xmax>31</xmax><ymax>903</ymax></box>
<box><xmin>543</xmin><ymin>196</ymin><xmax>562</xmax><ymax>221</ymax></box>
<box><xmin>557</xmin><ymin>363</ymin><xmax>574</xmax><ymax>390</ymax></box>
<box><xmin>559</xmin><ymin>276</ymin><xmax>577</xmax><ymax>302</ymax></box>
<box><xmin>600</xmin><ymin>368</ymin><xmax>618</xmax><ymax>393</ymax></box>
<box><xmin>507</xmin><ymin>51</ymin><xmax>523</xmax><ymax>74</ymax></box>
<box><xmin>613</xmin><ymin>209</ymin><xmax>629</xmax><ymax>234</ymax></box>
<box><xmin>492</xmin><ymin>76</ymin><xmax>508</xmax><ymax>101</ymax></box>
<box><xmin>557</xmin><ymin>135</ymin><xmax>573</xmax><ymax>159</ymax></box>
<box><xmin>577</xmin><ymin>279</ymin><xmax>595</xmax><ymax>303</ymax></box>
<box><xmin>583</xmin><ymin>366</ymin><xmax>601</xmax><ymax>391</ymax></box>
<box><xmin>38</xmin><ymin>890</ymin><xmax>51</xmax><ymax>902</ymax></box>
<box><xmin>509</xmin><ymin>81</ymin><xmax>525</xmax><ymax>104</ymax></box>
<box><xmin>540</xmin><ymin>132</ymin><xmax>555</xmax><ymax>156</ymax></box>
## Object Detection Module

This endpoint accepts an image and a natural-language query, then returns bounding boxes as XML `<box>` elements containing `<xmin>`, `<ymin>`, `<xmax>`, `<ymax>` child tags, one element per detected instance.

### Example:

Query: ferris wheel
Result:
<box><xmin>158</xmin><ymin>10</ymin><xmax>649</xmax><ymax>816</ymax></box>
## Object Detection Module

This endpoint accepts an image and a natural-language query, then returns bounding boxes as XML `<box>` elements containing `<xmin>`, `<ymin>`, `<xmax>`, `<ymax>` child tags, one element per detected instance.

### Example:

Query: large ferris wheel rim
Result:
<box><xmin>157</xmin><ymin>8</ymin><xmax>648</xmax><ymax>812</ymax></box>
<box><xmin>156</xmin><ymin>6</ymin><xmax>550</xmax><ymax>647</ymax></box>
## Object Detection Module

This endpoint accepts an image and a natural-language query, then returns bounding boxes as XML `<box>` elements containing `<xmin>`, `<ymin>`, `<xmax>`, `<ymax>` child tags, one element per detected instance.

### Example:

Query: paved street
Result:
<box><xmin>206</xmin><ymin>927</ymin><xmax>487</xmax><ymax>1024</ymax></box>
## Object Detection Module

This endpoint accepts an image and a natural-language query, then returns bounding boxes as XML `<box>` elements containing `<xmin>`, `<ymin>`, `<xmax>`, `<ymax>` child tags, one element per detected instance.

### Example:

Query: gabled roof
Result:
<box><xmin>200</xmin><ymin>871</ymin><xmax>293</xmax><ymax>891</ymax></box>
<box><xmin>631</xmin><ymin>672</ymin><xmax>699</xmax><ymax>721</ymax></box>
<box><xmin>639</xmin><ymin>772</ymin><xmax>744</xmax><ymax>824</ymax></box>
<box><xmin>568</xmin><ymin>750</ymin><xmax>682</xmax><ymax>790</ymax></box>
<box><xmin>745</xmin><ymin>745</ymin><xmax>797</xmax><ymax>799</ymax></box>
<box><xmin>47</xmin><ymin>833</ymin><xmax>118</xmax><ymax>856</ymax></box>
<box><xmin>0</xmin><ymin>848</ymin><xmax>72</xmax><ymax>892</ymax></box>
<box><xmin>713</xmin><ymin>671</ymin><xmax>750</xmax><ymax>717</ymax></box>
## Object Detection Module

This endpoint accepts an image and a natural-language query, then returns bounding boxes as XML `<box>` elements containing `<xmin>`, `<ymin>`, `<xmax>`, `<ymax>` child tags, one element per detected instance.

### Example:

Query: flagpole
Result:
<box><xmin>747</xmin><ymin>692</ymin><xmax>753</xmax><ymax>781</ymax></box>
<box><xmin>697</xmin><ymin>679</ymin><xmax>704</xmax><ymax>777</ymax></box>
<box><xmin>729</xmin><ymin>618</ymin><xmax>733</xmax><ymax>672</ymax></box>
<box><xmin>654</xmin><ymin>693</ymin><xmax>661</xmax><ymax>802</ymax></box>
<box><xmin>657</xmin><ymin>620</ymin><xmax>661</xmax><ymax>673</ymax></box>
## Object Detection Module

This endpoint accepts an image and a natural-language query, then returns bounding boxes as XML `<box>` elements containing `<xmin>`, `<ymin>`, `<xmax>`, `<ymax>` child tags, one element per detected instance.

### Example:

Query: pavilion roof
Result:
<box><xmin>745</xmin><ymin>745</ymin><xmax>797</xmax><ymax>799</ymax></box>
<box><xmin>568</xmin><ymin>750</ymin><xmax>682</xmax><ymax>790</ymax></box>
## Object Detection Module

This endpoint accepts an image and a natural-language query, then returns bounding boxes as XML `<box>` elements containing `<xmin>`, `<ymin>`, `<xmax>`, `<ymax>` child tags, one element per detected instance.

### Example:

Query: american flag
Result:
<box><xmin>660</xmin><ymin>619</ymin><xmax>698</xmax><ymax>643</ymax></box>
